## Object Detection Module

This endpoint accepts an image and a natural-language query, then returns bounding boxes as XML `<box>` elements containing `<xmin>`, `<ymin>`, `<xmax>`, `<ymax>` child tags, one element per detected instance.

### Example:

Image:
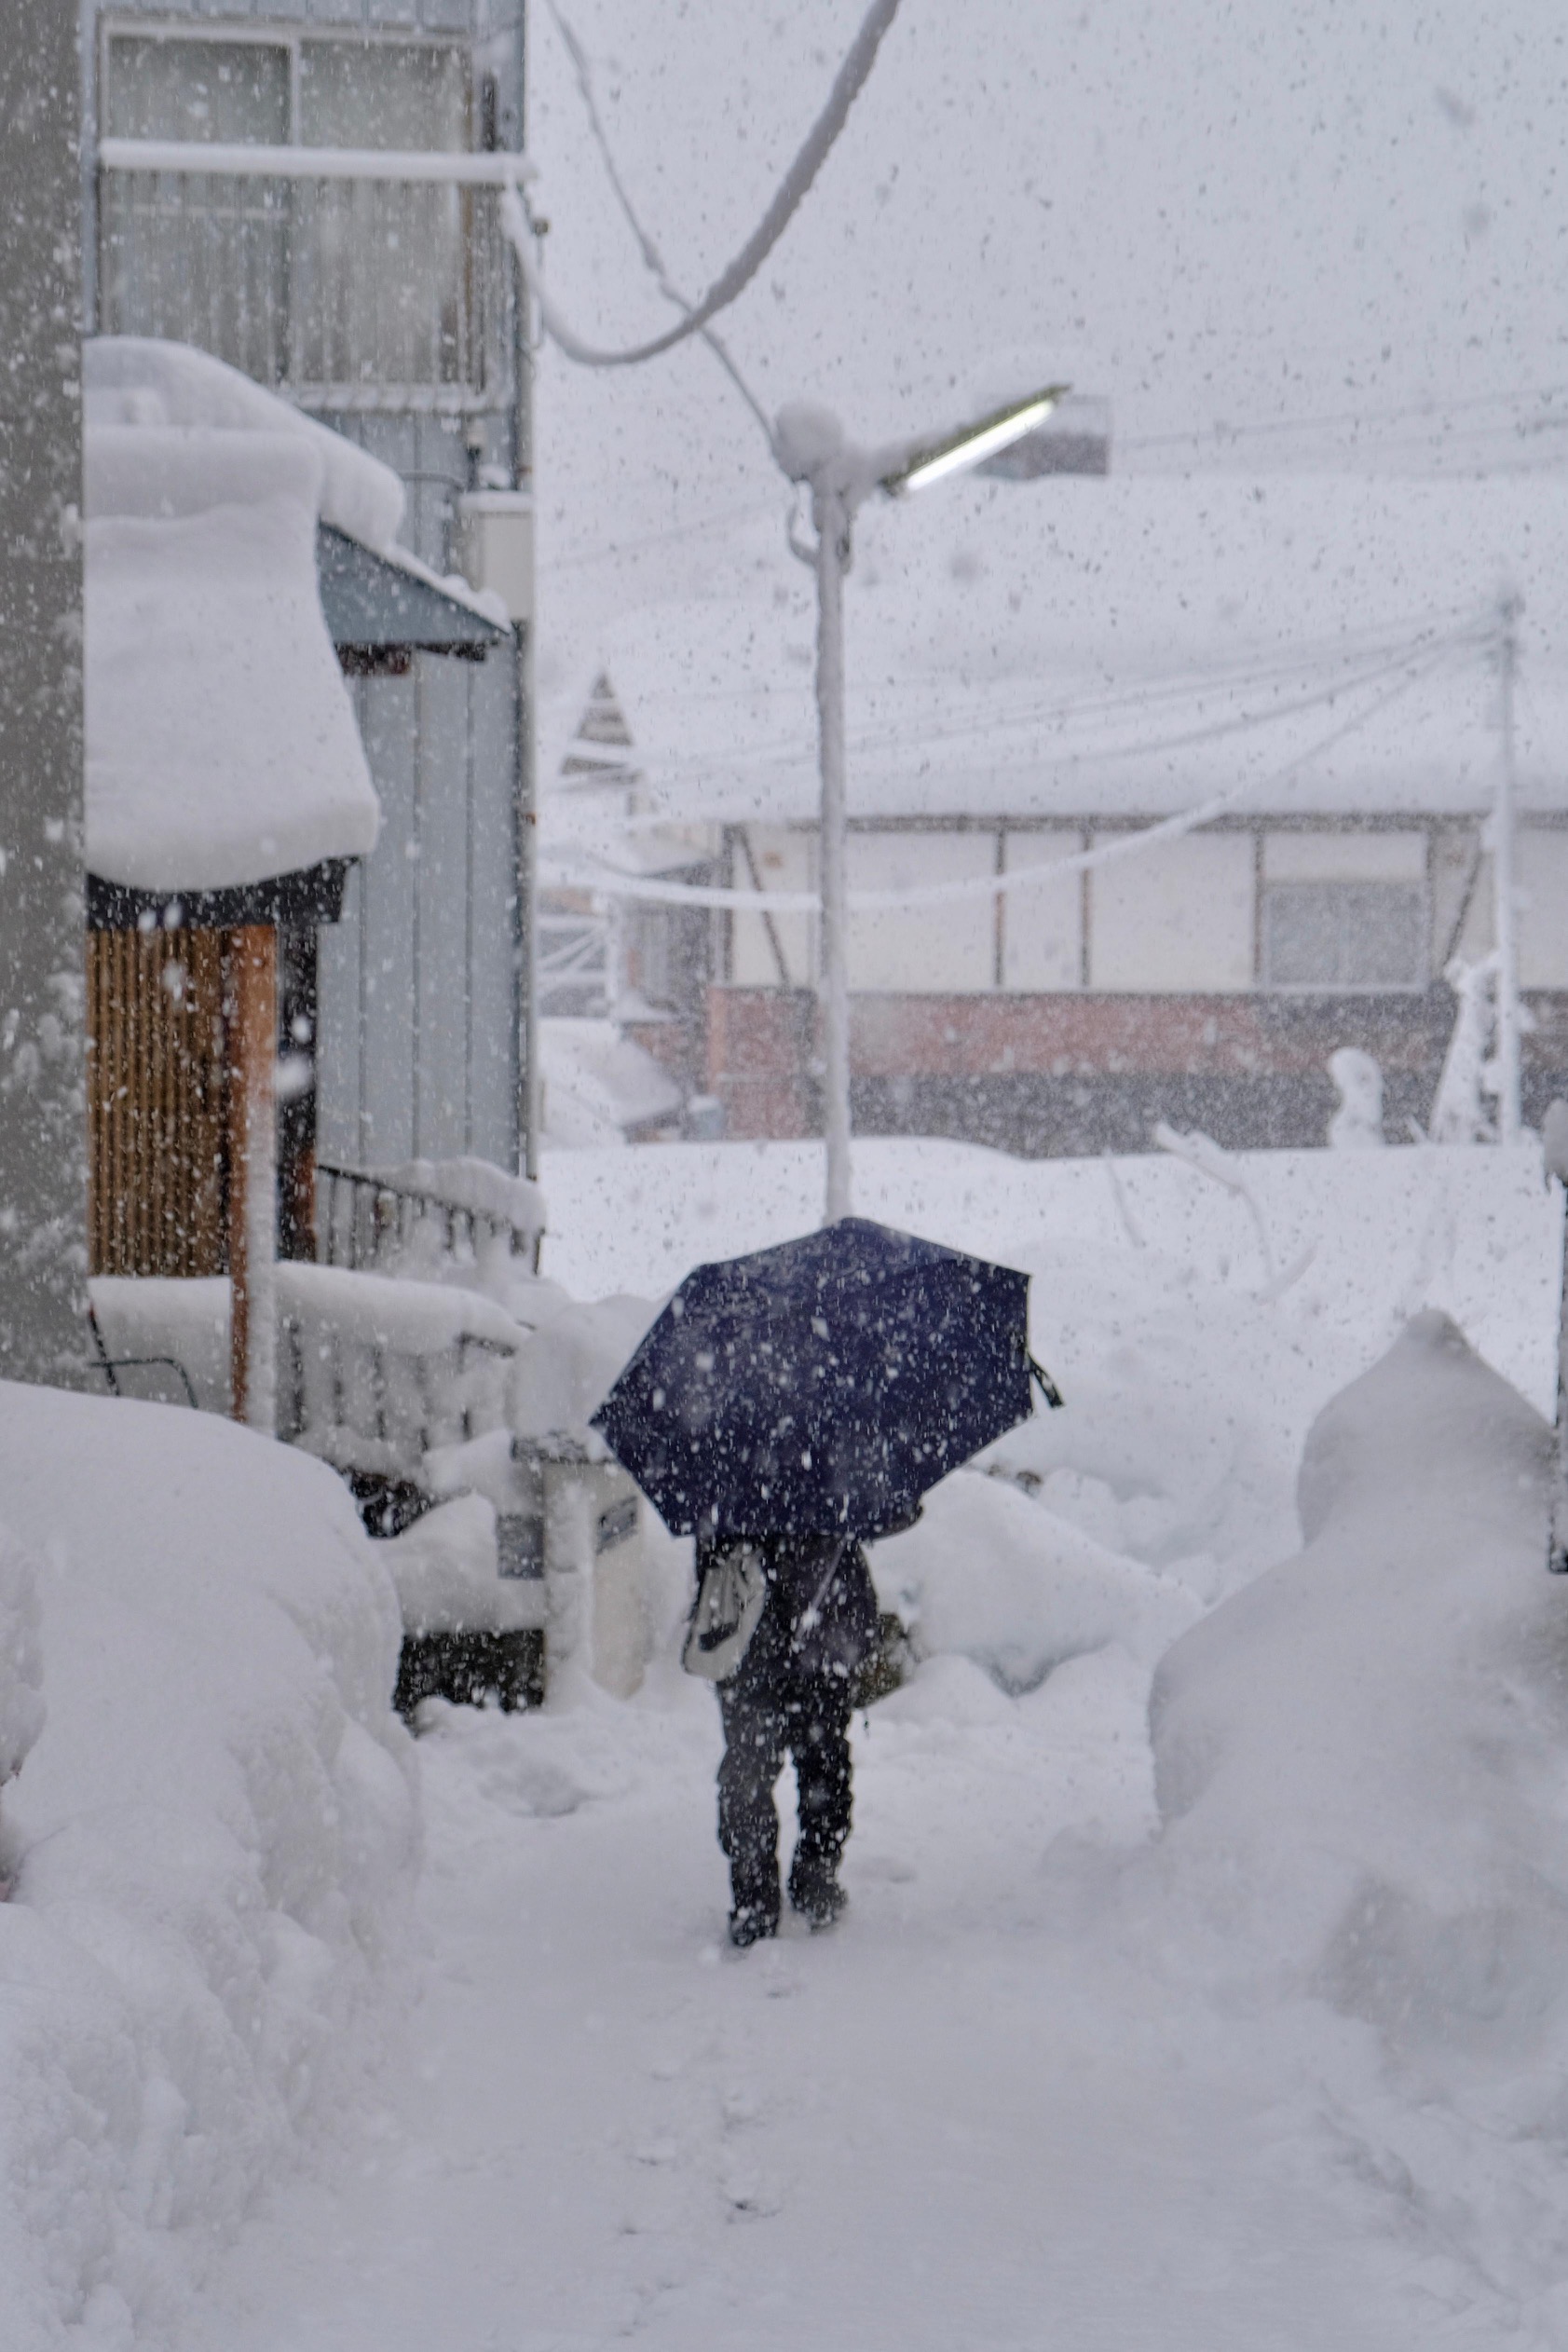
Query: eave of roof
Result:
<box><xmin>316</xmin><ymin>526</ymin><xmax>510</xmax><ymax>658</ymax></box>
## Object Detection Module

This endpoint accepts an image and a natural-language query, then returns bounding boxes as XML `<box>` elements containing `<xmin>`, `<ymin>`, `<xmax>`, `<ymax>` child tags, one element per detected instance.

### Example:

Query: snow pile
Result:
<box><xmin>539</xmin><ymin>1018</ymin><xmax>684</xmax><ymax>1148</ymax></box>
<box><xmin>1145</xmin><ymin>1312</ymin><xmax>1566</xmax><ymax>2061</ymax></box>
<box><xmin>0</xmin><ymin>1383</ymin><xmax>416</xmax><ymax>2348</ymax></box>
<box><xmin>501</xmin><ymin>1276</ymin><xmax>658</xmax><ymax>1443</ymax></box>
<box><xmin>874</xmin><ymin>1471</ymin><xmax>1204</xmax><ymax>1691</ymax></box>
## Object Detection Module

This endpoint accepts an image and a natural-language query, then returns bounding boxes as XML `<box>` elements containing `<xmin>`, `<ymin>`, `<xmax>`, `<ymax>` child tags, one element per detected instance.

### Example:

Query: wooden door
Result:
<box><xmin>87</xmin><ymin>926</ymin><xmax>227</xmax><ymax>1277</ymax></box>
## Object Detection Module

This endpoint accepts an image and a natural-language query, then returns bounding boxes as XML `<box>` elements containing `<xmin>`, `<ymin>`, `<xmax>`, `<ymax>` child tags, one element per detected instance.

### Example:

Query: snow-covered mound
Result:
<box><xmin>1148</xmin><ymin>1311</ymin><xmax>1566</xmax><ymax>2059</ymax></box>
<box><xmin>0</xmin><ymin>1384</ymin><xmax>417</xmax><ymax>2350</ymax></box>
<box><xmin>873</xmin><ymin>1471</ymin><xmax>1203</xmax><ymax>1690</ymax></box>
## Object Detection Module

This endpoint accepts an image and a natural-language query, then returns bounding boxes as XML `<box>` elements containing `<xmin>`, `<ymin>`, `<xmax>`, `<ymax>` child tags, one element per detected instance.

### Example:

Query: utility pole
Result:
<box><xmin>777</xmin><ymin>387</ymin><xmax>1066</xmax><ymax>1226</ymax></box>
<box><xmin>813</xmin><ymin>480</ymin><xmax>852</xmax><ymax>1225</ymax></box>
<box><xmin>0</xmin><ymin>5</ymin><xmax>90</xmax><ymax>1385</ymax></box>
<box><xmin>1493</xmin><ymin>593</ymin><xmax>1523</xmax><ymax>1147</ymax></box>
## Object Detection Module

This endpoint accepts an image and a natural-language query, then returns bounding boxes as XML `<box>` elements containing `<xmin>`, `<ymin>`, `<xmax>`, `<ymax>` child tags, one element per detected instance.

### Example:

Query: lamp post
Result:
<box><xmin>775</xmin><ymin>388</ymin><xmax>1066</xmax><ymax>1224</ymax></box>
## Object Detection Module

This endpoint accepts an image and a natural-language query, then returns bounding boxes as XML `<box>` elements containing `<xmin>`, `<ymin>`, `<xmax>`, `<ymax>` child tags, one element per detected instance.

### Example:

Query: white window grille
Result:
<box><xmin>97</xmin><ymin>28</ymin><xmax>515</xmax><ymax>412</ymax></box>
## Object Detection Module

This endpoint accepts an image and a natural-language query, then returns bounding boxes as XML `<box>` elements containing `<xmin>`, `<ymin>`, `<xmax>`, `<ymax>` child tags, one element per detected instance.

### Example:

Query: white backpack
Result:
<box><xmin>681</xmin><ymin>1541</ymin><xmax>768</xmax><ymax>1683</ymax></box>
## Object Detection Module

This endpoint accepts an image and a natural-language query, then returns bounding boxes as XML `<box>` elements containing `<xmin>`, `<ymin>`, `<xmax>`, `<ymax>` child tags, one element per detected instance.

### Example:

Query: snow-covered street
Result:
<box><xmin>193</xmin><ymin>1652</ymin><xmax>1521</xmax><ymax>2352</ymax></box>
<box><xmin>165</xmin><ymin>1142</ymin><xmax>1568</xmax><ymax>2352</ymax></box>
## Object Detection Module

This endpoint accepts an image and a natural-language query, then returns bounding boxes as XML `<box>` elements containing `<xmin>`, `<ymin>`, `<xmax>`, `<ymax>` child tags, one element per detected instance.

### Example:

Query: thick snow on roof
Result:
<box><xmin>546</xmin><ymin>476</ymin><xmax>1568</xmax><ymax>830</ymax></box>
<box><xmin>86</xmin><ymin>337</ymin><xmax>404</xmax><ymax>552</ymax></box>
<box><xmin>84</xmin><ymin>348</ymin><xmax>383</xmax><ymax>894</ymax></box>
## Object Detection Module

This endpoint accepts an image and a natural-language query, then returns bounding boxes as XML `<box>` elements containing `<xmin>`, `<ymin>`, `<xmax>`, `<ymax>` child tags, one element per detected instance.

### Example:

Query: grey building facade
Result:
<box><xmin>81</xmin><ymin>0</ymin><xmax>529</xmax><ymax>1178</ymax></box>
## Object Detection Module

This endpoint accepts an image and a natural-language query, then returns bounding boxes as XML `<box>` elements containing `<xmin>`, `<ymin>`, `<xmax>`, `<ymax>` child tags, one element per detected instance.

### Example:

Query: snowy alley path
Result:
<box><xmin>195</xmin><ymin>1657</ymin><xmax>1518</xmax><ymax>2352</ymax></box>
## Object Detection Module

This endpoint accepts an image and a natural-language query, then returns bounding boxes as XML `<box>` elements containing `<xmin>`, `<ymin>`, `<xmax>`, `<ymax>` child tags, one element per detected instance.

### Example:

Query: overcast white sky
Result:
<box><xmin>527</xmin><ymin>0</ymin><xmax>1568</xmax><ymax>687</ymax></box>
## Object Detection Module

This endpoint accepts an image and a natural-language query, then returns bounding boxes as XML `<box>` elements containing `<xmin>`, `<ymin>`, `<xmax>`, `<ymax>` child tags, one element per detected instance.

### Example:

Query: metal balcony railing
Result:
<box><xmin>98</xmin><ymin>167</ymin><xmax>515</xmax><ymax>414</ymax></box>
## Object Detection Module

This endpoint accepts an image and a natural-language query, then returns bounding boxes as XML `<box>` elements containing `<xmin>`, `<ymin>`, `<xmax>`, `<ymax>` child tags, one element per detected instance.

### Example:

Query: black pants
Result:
<box><xmin>716</xmin><ymin>1676</ymin><xmax>853</xmax><ymax>1918</ymax></box>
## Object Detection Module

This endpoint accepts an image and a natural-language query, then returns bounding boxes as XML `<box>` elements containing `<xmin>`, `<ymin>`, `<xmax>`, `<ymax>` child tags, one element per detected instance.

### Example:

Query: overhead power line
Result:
<box><xmin>542</xmin><ymin>0</ymin><xmax>779</xmax><ymax>450</ymax></box>
<box><xmin>509</xmin><ymin>0</ymin><xmax>903</xmax><ymax>370</ymax></box>
<box><xmin>542</xmin><ymin>624</ymin><xmax>1492</xmax><ymax>914</ymax></box>
<box><xmin>566</xmin><ymin>619</ymin><xmax>1494</xmax><ymax>795</ymax></box>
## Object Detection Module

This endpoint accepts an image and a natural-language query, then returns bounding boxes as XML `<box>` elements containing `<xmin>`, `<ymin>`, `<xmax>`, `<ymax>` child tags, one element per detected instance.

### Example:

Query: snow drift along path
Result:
<box><xmin>0</xmin><ymin>1386</ymin><xmax>417</xmax><ymax>2350</ymax></box>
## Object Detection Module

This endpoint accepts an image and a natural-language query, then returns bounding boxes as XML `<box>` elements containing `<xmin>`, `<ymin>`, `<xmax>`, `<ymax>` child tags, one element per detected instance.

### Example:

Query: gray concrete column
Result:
<box><xmin>0</xmin><ymin>7</ymin><xmax>90</xmax><ymax>1385</ymax></box>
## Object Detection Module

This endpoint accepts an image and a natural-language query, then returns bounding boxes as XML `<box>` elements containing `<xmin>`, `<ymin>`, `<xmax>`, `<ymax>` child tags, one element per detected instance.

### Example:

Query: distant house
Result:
<box><xmin>545</xmin><ymin>477</ymin><xmax>1568</xmax><ymax>1153</ymax></box>
<box><xmin>82</xmin><ymin>338</ymin><xmax>506</xmax><ymax>1414</ymax></box>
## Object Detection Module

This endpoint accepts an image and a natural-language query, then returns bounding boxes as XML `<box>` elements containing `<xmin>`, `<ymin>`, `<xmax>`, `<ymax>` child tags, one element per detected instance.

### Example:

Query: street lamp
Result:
<box><xmin>775</xmin><ymin>387</ymin><xmax>1067</xmax><ymax>1224</ymax></box>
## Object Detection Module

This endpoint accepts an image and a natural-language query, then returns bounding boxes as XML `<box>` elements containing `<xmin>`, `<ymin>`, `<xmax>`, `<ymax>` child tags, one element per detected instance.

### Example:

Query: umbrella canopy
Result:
<box><xmin>591</xmin><ymin>1218</ymin><xmax>1058</xmax><ymax>1539</ymax></box>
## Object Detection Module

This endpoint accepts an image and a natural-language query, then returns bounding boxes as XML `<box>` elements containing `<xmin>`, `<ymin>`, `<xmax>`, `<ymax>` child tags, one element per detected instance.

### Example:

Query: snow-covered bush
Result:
<box><xmin>0</xmin><ymin>1382</ymin><xmax>417</xmax><ymax>2349</ymax></box>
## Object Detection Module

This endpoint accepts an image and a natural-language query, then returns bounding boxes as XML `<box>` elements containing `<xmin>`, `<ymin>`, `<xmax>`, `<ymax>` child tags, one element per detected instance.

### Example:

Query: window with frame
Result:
<box><xmin>99</xmin><ymin>29</ymin><xmax>498</xmax><ymax>401</ymax></box>
<box><xmin>1261</xmin><ymin>880</ymin><xmax>1427</xmax><ymax>991</ymax></box>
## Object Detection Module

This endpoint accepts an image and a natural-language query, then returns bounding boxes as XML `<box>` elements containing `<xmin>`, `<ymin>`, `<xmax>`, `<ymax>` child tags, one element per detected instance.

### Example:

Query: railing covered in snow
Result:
<box><xmin>316</xmin><ymin>1157</ymin><xmax>544</xmax><ymax>1276</ymax></box>
<box><xmin>276</xmin><ymin>1263</ymin><xmax>519</xmax><ymax>1487</ymax></box>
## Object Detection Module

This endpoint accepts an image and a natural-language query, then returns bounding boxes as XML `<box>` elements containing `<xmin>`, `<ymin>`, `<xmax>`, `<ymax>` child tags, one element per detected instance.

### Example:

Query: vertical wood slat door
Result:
<box><xmin>87</xmin><ymin>927</ymin><xmax>226</xmax><ymax>1278</ymax></box>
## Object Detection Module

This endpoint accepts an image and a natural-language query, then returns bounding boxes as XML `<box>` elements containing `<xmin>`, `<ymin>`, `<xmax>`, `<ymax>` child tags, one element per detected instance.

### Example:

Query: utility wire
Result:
<box><xmin>544</xmin><ymin>630</ymin><xmax>1486</xmax><ymax>914</ymax></box>
<box><xmin>509</xmin><ymin>0</ymin><xmax>902</xmax><ymax>369</ymax></box>
<box><xmin>542</xmin><ymin>0</ymin><xmax>779</xmax><ymax>452</ymax></box>
<box><xmin>563</xmin><ymin>620</ymin><xmax>1495</xmax><ymax>795</ymax></box>
<box><xmin>1124</xmin><ymin>384</ymin><xmax>1568</xmax><ymax>457</ymax></box>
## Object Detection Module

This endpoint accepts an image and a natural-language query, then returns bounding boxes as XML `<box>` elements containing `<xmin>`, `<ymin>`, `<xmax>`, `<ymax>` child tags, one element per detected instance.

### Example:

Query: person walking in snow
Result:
<box><xmin>687</xmin><ymin>1528</ymin><xmax>880</xmax><ymax>1948</ymax></box>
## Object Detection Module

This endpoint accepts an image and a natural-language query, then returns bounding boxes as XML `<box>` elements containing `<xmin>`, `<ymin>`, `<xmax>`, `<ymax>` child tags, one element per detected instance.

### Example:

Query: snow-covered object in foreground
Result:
<box><xmin>1149</xmin><ymin>1311</ymin><xmax>1563</xmax><ymax>2052</ymax></box>
<box><xmin>379</xmin><ymin>1492</ymin><xmax>542</xmax><ymax>1638</ymax></box>
<box><xmin>0</xmin><ymin>1524</ymin><xmax>44</xmax><ymax>1794</ymax></box>
<box><xmin>0</xmin><ymin>1383</ymin><xmax>416</xmax><ymax>2348</ymax></box>
<box><xmin>873</xmin><ymin>1470</ymin><xmax>1204</xmax><ymax>1690</ymax></box>
<box><xmin>85</xmin><ymin>420</ymin><xmax>380</xmax><ymax>893</ymax></box>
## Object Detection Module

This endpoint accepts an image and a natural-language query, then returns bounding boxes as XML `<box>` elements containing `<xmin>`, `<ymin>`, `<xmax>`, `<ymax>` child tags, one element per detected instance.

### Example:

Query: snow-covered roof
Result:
<box><xmin>544</xmin><ymin>477</ymin><xmax>1568</xmax><ymax>832</ymax></box>
<box><xmin>82</xmin><ymin>342</ymin><xmax>390</xmax><ymax>895</ymax></box>
<box><xmin>86</xmin><ymin>338</ymin><xmax>405</xmax><ymax>553</ymax></box>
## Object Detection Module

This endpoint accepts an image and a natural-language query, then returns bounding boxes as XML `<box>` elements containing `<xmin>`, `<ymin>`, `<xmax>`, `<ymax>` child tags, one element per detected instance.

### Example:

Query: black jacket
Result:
<box><xmin>700</xmin><ymin>1531</ymin><xmax>879</xmax><ymax>1698</ymax></box>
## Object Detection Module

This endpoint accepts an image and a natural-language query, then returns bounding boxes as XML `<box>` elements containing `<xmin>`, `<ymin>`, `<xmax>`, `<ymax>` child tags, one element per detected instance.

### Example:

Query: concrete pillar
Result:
<box><xmin>0</xmin><ymin>6</ymin><xmax>90</xmax><ymax>1386</ymax></box>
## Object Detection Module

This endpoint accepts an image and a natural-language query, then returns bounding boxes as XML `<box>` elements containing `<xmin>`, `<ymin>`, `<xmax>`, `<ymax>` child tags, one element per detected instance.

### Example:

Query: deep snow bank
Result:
<box><xmin>0</xmin><ymin>1385</ymin><xmax>417</xmax><ymax>2350</ymax></box>
<box><xmin>1147</xmin><ymin>1311</ymin><xmax>1567</xmax><ymax>2059</ymax></box>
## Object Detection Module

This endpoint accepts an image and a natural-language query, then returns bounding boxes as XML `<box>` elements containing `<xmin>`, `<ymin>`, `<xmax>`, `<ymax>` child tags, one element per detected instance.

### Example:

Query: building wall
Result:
<box><xmin>314</xmin><ymin>407</ymin><xmax>520</xmax><ymax>1169</ymax></box>
<box><xmin>88</xmin><ymin>1</ymin><xmax>527</xmax><ymax>1178</ymax></box>
<box><xmin>701</xmin><ymin>814</ymin><xmax>1568</xmax><ymax>1154</ymax></box>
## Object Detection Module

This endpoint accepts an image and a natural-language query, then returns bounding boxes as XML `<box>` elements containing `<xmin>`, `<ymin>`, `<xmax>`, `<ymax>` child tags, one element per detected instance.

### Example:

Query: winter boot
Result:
<box><xmin>728</xmin><ymin>1895</ymin><xmax>779</xmax><ymax>1949</ymax></box>
<box><xmin>787</xmin><ymin>1853</ymin><xmax>847</xmax><ymax>1931</ymax></box>
<box><xmin>728</xmin><ymin>1861</ymin><xmax>780</xmax><ymax>1949</ymax></box>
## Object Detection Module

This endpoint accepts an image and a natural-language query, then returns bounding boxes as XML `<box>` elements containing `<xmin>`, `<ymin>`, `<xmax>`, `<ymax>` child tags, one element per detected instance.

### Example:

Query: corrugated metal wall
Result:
<box><xmin>314</xmin><ymin>407</ymin><xmax>520</xmax><ymax>1168</ymax></box>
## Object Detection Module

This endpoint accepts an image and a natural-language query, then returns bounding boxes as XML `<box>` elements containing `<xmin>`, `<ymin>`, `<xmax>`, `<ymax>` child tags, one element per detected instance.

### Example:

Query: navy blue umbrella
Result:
<box><xmin>591</xmin><ymin>1217</ymin><xmax>1061</xmax><ymax>1539</ymax></box>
